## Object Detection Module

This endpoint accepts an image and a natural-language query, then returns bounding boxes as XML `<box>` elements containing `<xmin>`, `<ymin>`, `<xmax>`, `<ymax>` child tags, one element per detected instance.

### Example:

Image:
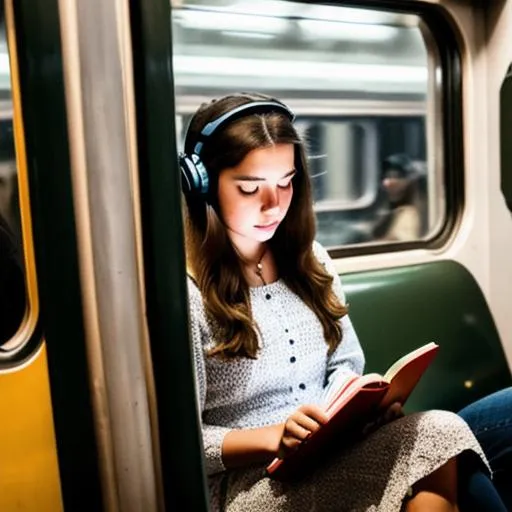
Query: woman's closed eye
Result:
<box><xmin>237</xmin><ymin>173</ymin><xmax>295</xmax><ymax>195</ymax></box>
<box><xmin>238</xmin><ymin>184</ymin><xmax>259</xmax><ymax>195</ymax></box>
<box><xmin>278</xmin><ymin>171</ymin><xmax>296</xmax><ymax>189</ymax></box>
<box><xmin>238</xmin><ymin>183</ymin><xmax>291</xmax><ymax>195</ymax></box>
<box><xmin>277</xmin><ymin>177</ymin><xmax>293</xmax><ymax>190</ymax></box>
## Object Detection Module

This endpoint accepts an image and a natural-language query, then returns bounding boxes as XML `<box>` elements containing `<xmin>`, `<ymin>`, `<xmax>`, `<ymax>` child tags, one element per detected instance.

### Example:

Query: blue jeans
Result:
<box><xmin>458</xmin><ymin>387</ymin><xmax>512</xmax><ymax>511</ymax></box>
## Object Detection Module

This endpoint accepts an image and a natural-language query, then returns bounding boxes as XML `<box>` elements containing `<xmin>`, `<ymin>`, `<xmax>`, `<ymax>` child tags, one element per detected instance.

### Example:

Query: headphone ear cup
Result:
<box><xmin>179</xmin><ymin>153</ymin><xmax>209</xmax><ymax>196</ymax></box>
<box><xmin>179</xmin><ymin>153</ymin><xmax>195</xmax><ymax>194</ymax></box>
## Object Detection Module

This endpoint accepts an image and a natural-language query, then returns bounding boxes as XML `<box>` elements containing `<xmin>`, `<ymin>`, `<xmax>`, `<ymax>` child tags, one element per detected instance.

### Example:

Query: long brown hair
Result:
<box><xmin>183</xmin><ymin>93</ymin><xmax>348</xmax><ymax>358</ymax></box>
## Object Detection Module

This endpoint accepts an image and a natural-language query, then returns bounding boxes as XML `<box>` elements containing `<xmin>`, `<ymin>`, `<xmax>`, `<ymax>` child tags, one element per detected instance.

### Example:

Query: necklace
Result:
<box><xmin>254</xmin><ymin>249</ymin><xmax>267</xmax><ymax>286</ymax></box>
<box><xmin>234</xmin><ymin>245</ymin><xmax>268</xmax><ymax>286</ymax></box>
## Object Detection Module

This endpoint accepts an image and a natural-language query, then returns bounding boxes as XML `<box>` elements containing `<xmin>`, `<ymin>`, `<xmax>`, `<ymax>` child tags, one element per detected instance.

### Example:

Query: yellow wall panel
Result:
<box><xmin>0</xmin><ymin>343</ymin><xmax>63</xmax><ymax>511</ymax></box>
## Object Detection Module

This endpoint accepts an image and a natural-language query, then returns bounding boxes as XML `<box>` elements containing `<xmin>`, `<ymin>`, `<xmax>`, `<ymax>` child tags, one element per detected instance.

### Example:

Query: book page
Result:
<box><xmin>383</xmin><ymin>342</ymin><xmax>438</xmax><ymax>382</ymax></box>
<box><xmin>325</xmin><ymin>373</ymin><xmax>387</xmax><ymax>417</ymax></box>
<box><xmin>321</xmin><ymin>373</ymin><xmax>359</xmax><ymax>408</ymax></box>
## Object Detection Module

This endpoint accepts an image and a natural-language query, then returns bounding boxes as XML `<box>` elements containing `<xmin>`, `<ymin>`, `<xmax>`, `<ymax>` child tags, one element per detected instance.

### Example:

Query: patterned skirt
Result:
<box><xmin>211</xmin><ymin>410</ymin><xmax>489</xmax><ymax>512</ymax></box>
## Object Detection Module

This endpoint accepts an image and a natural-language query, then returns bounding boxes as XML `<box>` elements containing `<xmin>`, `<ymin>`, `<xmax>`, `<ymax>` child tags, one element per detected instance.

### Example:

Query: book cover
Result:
<box><xmin>266</xmin><ymin>342</ymin><xmax>439</xmax><ymax>481</ymax></box>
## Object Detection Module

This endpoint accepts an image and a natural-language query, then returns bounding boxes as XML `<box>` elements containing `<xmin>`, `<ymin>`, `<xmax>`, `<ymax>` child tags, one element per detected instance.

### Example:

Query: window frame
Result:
<box><xmin>0</xmin><ymin>0</ymin><xmax>43</xmax><ymax>368</ymax></box>
<box><xmin>311</xmin><ymin>0</ymin><xmax>464</xmax><ymax>258</ymax></box>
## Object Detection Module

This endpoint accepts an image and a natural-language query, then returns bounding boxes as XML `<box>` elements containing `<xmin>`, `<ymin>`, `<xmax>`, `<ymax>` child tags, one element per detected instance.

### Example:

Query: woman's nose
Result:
<box><xmin>261</xmin><ymin>187</ymin><xmax>280</xmax><ymax>213</ymax></box>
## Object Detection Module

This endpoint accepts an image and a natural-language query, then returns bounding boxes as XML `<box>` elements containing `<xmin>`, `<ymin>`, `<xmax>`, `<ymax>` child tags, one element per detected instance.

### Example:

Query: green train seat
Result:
<box><xmin>342</xmin><ymin>260</ymin><xmax>512</xmax><ymax>413</ymax></box>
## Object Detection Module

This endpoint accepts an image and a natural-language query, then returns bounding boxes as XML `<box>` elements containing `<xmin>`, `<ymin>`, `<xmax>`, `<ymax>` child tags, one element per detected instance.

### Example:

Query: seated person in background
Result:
<box><xmin>373</xmin><ymin>153</ymin><xmax>426</xmax><ymax>242</ymax></box>
<box><xmin>0</xmin><ymin>213</ymin><xmax>25</xmax><ymax>346</ymax></box>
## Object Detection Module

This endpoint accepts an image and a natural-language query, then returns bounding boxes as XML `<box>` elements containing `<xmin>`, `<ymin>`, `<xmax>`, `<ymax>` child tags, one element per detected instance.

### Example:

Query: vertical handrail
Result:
<box><xmin>58</xmin><ymin>1</ymin><xmax>159</xmax><ymax>510</ymax></box>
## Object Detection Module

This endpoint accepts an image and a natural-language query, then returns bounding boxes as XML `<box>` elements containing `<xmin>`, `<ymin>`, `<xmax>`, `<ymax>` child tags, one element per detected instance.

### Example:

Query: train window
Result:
<box><xmin>171</xmin><ymin>0</ymin><xmax>446</xmax><ymax>249</ymax></box>
<box><xmin>0</xmin><ymin>2</ymin><xmax>34</xmax><ymax>356</ymax></box>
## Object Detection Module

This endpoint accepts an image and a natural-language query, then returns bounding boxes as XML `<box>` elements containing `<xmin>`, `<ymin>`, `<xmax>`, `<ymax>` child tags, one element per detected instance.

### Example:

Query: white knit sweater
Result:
<box><xmin>187</xmin><ymin>241</ymin><xmax>365</xmax><ymax>476</ymax></box>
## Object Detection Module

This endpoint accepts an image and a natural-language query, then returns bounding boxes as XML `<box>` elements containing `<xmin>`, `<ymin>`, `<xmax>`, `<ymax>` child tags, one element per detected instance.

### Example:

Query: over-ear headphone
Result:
<box><xmin>179</xmin><ymin>100</ymin><xmax>295</xmax><ymax>197</ymax></box>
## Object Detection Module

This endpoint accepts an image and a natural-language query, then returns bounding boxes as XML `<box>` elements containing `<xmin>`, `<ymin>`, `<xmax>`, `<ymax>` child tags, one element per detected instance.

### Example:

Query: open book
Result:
<box><xmin>266</xmin><ymin>341</ymin><xmax>439</xmax><ymax>481</ymax></box>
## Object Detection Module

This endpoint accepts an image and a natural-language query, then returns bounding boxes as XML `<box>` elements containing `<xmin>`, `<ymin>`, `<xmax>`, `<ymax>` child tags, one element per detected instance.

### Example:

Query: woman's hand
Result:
<box><xmin>362</xmin><ymin>401</ymin><xmax>405</xmax><ymax>437</ymax></box>
<box><xmin>277</xmin><ymin>404</ymin><xmax>329</xmax><ymax>459</ymax></box>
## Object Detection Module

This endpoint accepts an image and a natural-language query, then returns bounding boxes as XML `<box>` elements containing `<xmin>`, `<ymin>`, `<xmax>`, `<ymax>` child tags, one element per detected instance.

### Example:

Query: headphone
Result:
<box><xmin>179</xmin><ymin>100</ymin><xmax>296</xmax><ymax>197</ymax></box>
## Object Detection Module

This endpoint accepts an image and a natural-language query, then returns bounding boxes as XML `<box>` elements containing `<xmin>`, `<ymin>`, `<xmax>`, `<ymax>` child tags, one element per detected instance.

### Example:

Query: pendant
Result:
<box><xmin>255</xmin><ymin>263</ymin><xmax>266</xmax><ymax>285</ymax></box>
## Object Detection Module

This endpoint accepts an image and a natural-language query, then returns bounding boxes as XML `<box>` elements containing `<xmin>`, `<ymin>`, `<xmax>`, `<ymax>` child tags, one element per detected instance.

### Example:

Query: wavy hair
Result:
<box><xmin>183</xmin><ymin>93</ymin><xmax>347</xmax><ymax>359</ymax></box>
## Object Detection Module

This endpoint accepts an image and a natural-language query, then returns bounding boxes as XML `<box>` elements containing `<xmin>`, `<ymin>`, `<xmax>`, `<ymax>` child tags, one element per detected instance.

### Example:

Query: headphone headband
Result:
<box><xmin>192</xmin><ymin>100</ymin><xmax>295</xmax><ymax>155</ymax></box>
<box><xmin>181</xmin><ymin>99</ymin><xmax>295</xmax><ymax>197</ymax></box>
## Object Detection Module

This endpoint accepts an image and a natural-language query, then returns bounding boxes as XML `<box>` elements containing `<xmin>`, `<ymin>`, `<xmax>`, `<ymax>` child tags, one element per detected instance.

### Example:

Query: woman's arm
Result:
<box><xmin>188</xmin><ymin>278</ymin><xmax>229</xmax><ymax>475</ymax></box>
<box><xmin>322</xmin><ymin>315</ymin><xmax>365</xmax><ymax>404</ymax></box>
<box><xmin>222</xmin><ymin>403</ymin><xmax>329</xmax><ymax>468</ymax></box>
<box><xmin>221</xmin><ymin>424</ymin><xmax>283</xmax><ymax>467</ymax></box>
<box><xmin>187</xmin><ymin>279</ymin><xmax>286</xmax><ymax>473</ymax></box>
<box><xmin>312</xmin><ymin>242</ymin><xmax>366</xmax><ymax>403</ymax></box>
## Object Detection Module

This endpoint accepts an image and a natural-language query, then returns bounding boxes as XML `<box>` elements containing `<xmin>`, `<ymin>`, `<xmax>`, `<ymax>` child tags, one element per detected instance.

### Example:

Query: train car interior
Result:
<box><xmin>170</xmin><ymin>0</ymin><xmax>512</xmax><ymax>411</ymax></box>
<box><xmin>0</xmin><ymin>0</ymin><xmax>511</xmax><ymax>510</ymax></box>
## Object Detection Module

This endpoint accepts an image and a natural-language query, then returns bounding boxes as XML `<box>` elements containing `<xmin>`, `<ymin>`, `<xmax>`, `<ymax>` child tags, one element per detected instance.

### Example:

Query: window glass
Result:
<box><xmin>0</xmin><ymin>11</ymin><xmax>26</xmax><ymax>348</ymax></box>
<box><xmin>171</xmin><ymin>0</ymin><xmax>444</xmax><ymax>248</ymax></box>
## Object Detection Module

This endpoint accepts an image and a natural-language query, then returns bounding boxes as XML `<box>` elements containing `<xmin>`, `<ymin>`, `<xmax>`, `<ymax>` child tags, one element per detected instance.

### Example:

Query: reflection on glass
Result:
<box><xmin>300</xmin><ymin>121</ymin><xmax>368</xmax><ymax>208</ymax></box>
<box><xmin>0</xmin><ymin>13</ymin><xmax>26</xmax><ymax>346</ymax></box>
<box><xmin>171</xmin><ymin>0</ymin><xmax>443</xmax><ymax>248</ymax></box>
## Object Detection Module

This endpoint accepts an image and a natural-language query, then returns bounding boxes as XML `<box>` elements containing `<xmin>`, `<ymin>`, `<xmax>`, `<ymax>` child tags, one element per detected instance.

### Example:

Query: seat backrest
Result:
<box><xmin>342</xmin><ymin>260</ymin><xmax>512</xmax><ymax>412</ymax></box>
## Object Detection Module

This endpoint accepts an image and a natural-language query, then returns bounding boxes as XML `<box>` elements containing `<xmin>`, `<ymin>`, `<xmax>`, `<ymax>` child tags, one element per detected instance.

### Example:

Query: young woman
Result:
<box><xmin>181</xmin><ymin>92</ymin><xmax>495</xmax><ymax>511</ymax></box>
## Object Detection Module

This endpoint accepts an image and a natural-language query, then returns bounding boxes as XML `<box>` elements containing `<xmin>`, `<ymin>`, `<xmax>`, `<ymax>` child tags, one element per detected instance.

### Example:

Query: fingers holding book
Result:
<box><xmin>383</xmin><ymin>402</ymin><xmax>405</xmax><ymax>423</ymax></box>
<box><xmin>277</xmin><ymin>404</ymin><xmax>329</xmax><ymax>459</ymax></box>
<box><xmin>361</xmin><ymin>401</ymin><xmax>405</xmax><ymax>438</ymax></box>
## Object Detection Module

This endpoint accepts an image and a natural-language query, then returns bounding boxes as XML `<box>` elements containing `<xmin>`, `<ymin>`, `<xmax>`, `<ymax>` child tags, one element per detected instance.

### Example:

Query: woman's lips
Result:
<box><xmin>255</xmin><ymin>221</ymin><xmax>279</xmax><ymax>232</ymax></box>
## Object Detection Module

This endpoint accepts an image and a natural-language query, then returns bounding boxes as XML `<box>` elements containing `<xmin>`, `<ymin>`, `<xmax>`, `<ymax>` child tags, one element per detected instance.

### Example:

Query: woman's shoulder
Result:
<box><xmin>312</xmin><ymin>240</ymin><xmax>346</xmax><ymax>303</ymax></box>
<box><xmin>186</xmin><ymin>274</ymin><xmax>203</xmax><ymax>303</ymax></box>
<box><xmin>312</xmin><ymin>240</ymin><xmax>332</xmax><ymax>267</ymax></box>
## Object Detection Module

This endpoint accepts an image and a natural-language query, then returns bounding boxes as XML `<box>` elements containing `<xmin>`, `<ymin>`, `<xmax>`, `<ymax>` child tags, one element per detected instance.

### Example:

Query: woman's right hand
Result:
<box><xmin>277</xmin><ymin>404</ymin><xmax>329</xmax><ymax>459</ymax></box>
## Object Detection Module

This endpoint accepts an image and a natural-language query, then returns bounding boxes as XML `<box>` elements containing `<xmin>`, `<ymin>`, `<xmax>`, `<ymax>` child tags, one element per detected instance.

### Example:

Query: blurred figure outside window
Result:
<box><xmin>372</xmin><ymin>153</ymin><xmax>427</xmax><ymax>242</ymax></box>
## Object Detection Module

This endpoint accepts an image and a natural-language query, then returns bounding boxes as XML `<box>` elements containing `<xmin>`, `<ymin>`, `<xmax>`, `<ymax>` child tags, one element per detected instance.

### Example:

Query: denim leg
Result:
<box><xmin>458</xmin><ymin>469</ymin><xmax>508</xmax><ymax>512</ymax></box>
<box><xmin>458</xmin><ymin>387</ymin><xmax>512</xmax><ymax>509</ymax></box>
